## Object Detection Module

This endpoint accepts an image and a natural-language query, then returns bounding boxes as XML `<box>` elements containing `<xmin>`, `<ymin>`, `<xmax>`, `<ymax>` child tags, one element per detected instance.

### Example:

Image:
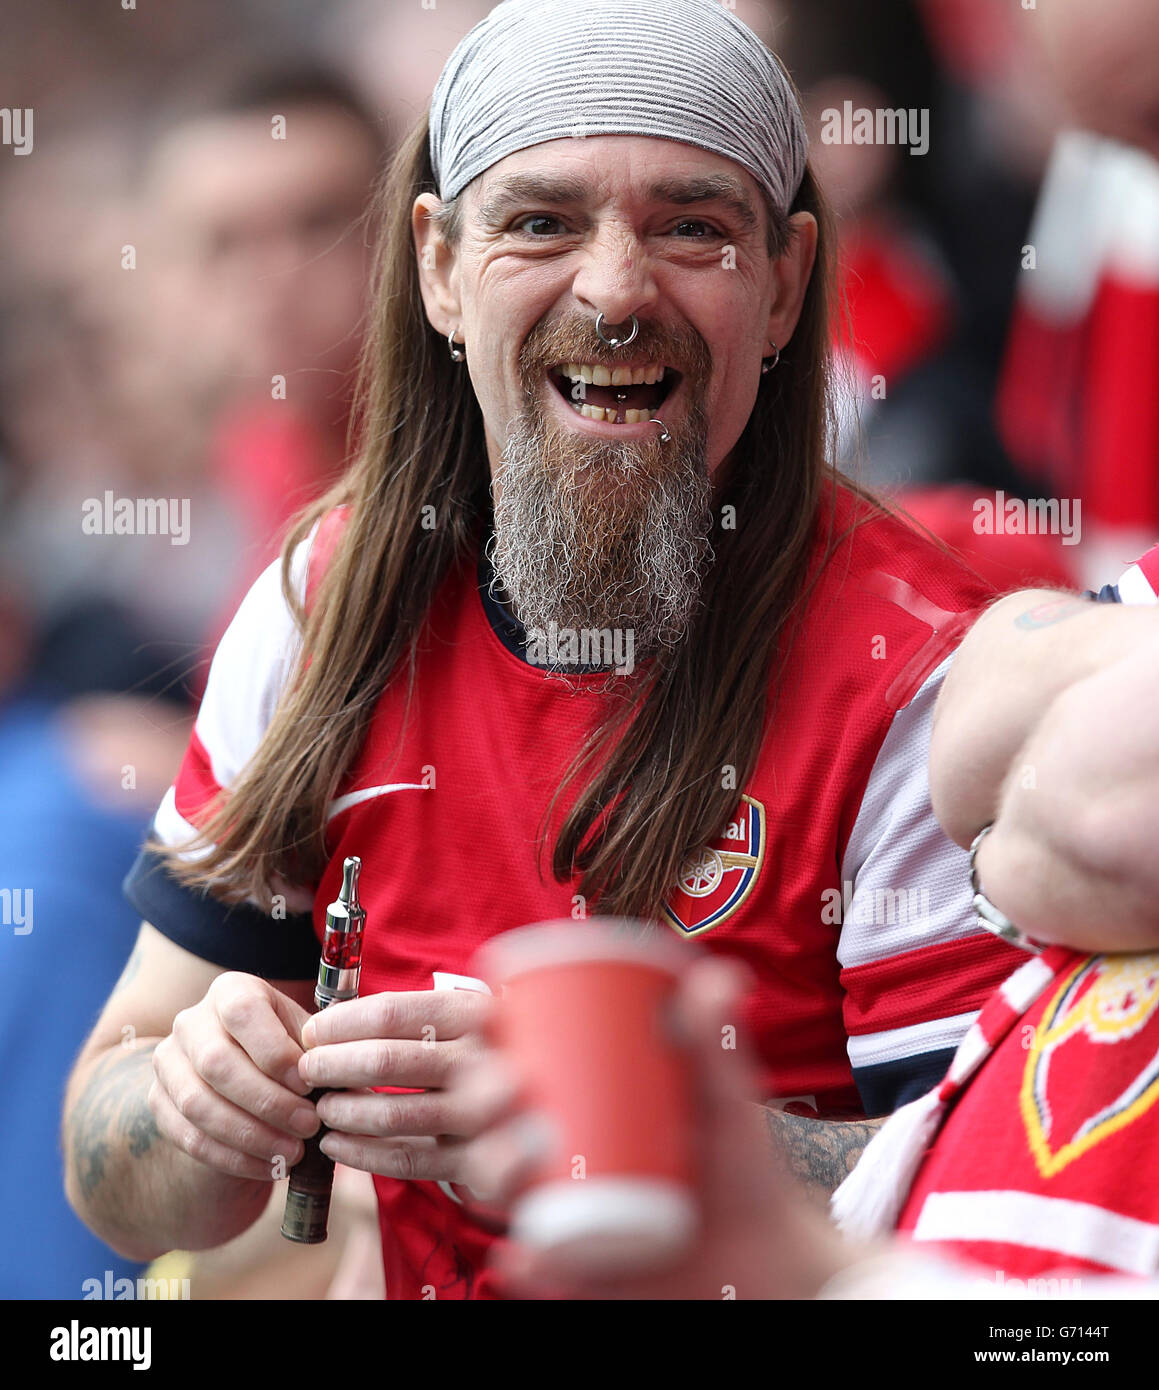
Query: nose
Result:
<box><xmin>570</xmin><ymin>221</ymin><xmax>657</xmax><ymax>332</ymax></box>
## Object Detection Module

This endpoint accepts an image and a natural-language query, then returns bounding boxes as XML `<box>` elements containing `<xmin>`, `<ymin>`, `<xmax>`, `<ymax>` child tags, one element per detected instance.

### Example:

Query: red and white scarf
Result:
<box><xmin>832</xmin><ymin>946</ymin><xmax>1071</xmax><ymax>1238</ymax></box>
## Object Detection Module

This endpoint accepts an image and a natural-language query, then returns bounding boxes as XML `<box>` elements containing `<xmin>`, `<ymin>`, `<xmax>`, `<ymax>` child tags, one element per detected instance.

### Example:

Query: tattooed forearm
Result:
<box><xmin>761</xmin><ymin>1106</ymin><xmax>886</xmax><ymax>1204</ymax></box>
<box><xmin>66</xmin><ymin>1042</ymin><xmax>160</xmax><ymax>1200</ymax></box>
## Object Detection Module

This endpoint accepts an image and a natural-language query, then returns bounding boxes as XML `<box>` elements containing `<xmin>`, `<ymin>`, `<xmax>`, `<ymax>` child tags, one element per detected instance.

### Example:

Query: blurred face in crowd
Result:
<box><xmin>805</xmin><ymin>77</ymin><xmax>895</xmax><ymax>221</ymax></box>
<box><xmin>1036</xmin><ymin>0</ymin><xmax>1159</xmax><ymax>159</ymax></box>
<box><xmin>146</xmin><ymin>104</ymin><xmax>379</xmax><ymax>421</ymax></box>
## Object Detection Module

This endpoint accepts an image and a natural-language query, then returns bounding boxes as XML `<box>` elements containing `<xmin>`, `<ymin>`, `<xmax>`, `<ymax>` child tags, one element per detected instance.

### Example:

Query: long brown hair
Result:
<box><xmin>149</xmin><ymin>106</ymin><xmax>877</xmax><ymax>918</ymax></box>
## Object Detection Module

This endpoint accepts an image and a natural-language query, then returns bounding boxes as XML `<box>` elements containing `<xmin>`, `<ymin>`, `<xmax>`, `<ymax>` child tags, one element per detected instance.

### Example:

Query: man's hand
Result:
<box><xmin>150</xmin><ymin>972</ymin><xmax>319</xmax><ymax>1181</ymax></box>
<box><xmin>299</xmin><ymin>989</ymin><xmax>494</xmax><ymax>1184</ymax></box>
<box><xmin>64</xmin><ymin>922</ymin><xmax>320</xmax><ymax>1258</ymax></box>
<box><xmin>449</xmin><ymin>958</ymin><xmax>860</xmax><ymax>1299</ymax></box>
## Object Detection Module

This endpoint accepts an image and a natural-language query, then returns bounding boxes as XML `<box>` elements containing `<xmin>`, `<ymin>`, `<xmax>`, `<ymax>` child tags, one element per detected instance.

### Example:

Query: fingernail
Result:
<box><xmin>291</xmin><ymin>1105</ymin><xmax>318</xmax><ymax>1137</ymax></box>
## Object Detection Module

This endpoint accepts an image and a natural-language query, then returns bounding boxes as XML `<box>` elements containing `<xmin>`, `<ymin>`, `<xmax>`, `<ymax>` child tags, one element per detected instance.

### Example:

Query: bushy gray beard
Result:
<box><xmin>490</xmin><ymin>401</ymin><xmax>714</xmax><ymax>659</ymax></box>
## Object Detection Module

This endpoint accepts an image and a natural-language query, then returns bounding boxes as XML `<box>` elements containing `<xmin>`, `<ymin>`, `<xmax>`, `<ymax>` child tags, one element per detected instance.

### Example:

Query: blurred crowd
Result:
<box><xmin>1</xmin><ymin>0</ymin><xmax>1157</xmax><ymax>1298</ymax></box>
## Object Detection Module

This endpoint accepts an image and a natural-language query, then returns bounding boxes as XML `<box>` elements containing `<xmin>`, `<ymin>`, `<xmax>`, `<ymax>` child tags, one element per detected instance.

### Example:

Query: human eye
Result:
<box><xmin>511</xmin><ymin>213</ymin><xmax>568</xmax><ymax>237</ymax></box>
<box><xmin>670</xmin><ymin>218</ymin><xmax>726</xmax><ymax>239</ymax></box>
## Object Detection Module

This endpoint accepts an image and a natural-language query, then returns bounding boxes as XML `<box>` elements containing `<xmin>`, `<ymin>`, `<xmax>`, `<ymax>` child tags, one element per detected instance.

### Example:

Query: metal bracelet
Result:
<box><xmin>969</xmin><ymin>824</ymin><xmax>1043</xmax><ymax>954</ymax></box>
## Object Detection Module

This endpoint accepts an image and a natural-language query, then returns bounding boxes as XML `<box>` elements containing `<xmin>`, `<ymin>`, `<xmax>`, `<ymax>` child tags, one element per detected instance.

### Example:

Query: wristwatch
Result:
<box><xmin>969</xmin><ymin>824</ymin><xmax>1043</xmax><ymax>954</ymax></box>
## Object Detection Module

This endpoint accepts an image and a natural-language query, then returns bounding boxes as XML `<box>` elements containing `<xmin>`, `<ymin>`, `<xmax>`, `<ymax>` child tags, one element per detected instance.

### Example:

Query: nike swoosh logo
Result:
<box><xmin>324</xmin><ymin>782</ymin><xmax>428</xmax><ymax>822</ymax></box>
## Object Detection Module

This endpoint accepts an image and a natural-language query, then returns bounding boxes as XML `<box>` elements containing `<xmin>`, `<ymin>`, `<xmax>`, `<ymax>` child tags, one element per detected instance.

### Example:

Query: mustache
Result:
<box><xmin>518</xmin><ymin>315</ymin><xmax>712</xmax><ymax>385</ymax></box>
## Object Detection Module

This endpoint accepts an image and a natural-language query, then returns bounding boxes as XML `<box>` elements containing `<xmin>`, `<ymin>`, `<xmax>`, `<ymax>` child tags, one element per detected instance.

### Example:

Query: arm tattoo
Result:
<box><xmin>67</xmin><ymin>1042</ymin><xmax>161</xmax><ymax>1200</ymax></box>
<box><xmin>762</xmin><ymin>1107</ymin><xmax>886</xmax><ymax>1203</ymax></box>
<box><xmin>1012</xmin><ymin>596</ymin><xmax>1089</xmax><ymax>631</ymax></box>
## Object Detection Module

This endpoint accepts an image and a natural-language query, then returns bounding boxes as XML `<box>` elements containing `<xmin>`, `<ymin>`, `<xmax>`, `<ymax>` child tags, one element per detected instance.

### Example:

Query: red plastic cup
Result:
<box><xmin>476</xmin><ymin>918</ymin><xmax>698</xmax><ymax>1278</ymax></box>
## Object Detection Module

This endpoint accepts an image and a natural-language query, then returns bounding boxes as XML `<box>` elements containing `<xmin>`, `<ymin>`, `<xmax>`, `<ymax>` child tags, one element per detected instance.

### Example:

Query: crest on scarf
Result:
<box><xmin>1020</xmin><ymin>953</ymin><xmax>1159</xmax><ymax>1178</ymax></box>
<box><xmin>662</xmin><ymin>794</ymin><xmax>765</xmax><ymax>937</ymax></box>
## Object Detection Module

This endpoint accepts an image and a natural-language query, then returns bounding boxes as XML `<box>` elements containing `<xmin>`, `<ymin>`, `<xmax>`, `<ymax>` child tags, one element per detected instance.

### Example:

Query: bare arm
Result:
<box><xmin>62</xmin><ymin>921</ymin><xmax>317</xmax><ymax>1261</ymax></box>
<box><xmin>761</xmin><ymin>1109</ymin><xmax>886</xmax><ymax>1204</ymax></box>
<box><xmin>931</xmin><ymin>588</ymin><xmax>1159</xmax><ymax>951</ymax></box>
<box><xmin>929</xmin><ymin>589</ymin><xmax>1159</xmax><ymax>848</ymax></box>
<box><xmin>972</xmin><ymin>632</ymin><xmax>1159</xmax><ymax>951</ymax></box>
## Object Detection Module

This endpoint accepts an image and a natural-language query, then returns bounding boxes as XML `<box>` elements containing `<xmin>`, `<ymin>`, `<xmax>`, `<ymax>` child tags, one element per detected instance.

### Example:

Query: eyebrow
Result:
<box><xmin>475</xmin><ymin>171</ymin><xmax>761</xmax><ymax>235</ymax></box>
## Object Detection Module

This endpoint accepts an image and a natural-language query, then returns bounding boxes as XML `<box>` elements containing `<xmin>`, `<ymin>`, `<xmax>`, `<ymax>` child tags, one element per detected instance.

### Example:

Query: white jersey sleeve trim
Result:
<box><xmin>837</xmin><ymin>652</ymin><xmax>978</xmax><ymax>971</ymax></box>
<box><xmin>1116</xmin><ymin>562</ymin><xmax>1159</xmax><ymax>605</ymax></box>
<box><xmin>152</xmin><ymin>785</ymin><xmax>212</xmax><ymax>862</ymax></box>
<box><xmin>192</xmin><ymin>524</ymin><xmax>316</xmax><ymax>794</ymax></box>
<box><xmin>847</xmin><ymin>1009</ymin><xmax>980</xmax><ymax>1070</ymax></box>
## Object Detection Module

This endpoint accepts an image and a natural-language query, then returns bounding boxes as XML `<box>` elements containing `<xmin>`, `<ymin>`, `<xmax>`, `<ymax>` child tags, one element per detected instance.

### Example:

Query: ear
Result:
<box><xmin>413</xmin><ymin>192</ymin><xmax>463</xmax><ymax>341</ymax></box>
<box><xmin>765</xmin><ymin>210</ymin><xmax>818</xmax><ymax>353</ymax></box>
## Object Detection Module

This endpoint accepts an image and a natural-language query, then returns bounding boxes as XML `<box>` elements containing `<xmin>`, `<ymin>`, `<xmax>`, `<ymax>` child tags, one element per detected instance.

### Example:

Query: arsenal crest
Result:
<box><xmin>1021</xmin><ymin>954</ymin><xmax>1159</xmax><ymax>1179</ymax></box>
<box><xmin>662</xmin><ymin>794</ymin><xmax>766</xmax><ymax>937</ymax></box>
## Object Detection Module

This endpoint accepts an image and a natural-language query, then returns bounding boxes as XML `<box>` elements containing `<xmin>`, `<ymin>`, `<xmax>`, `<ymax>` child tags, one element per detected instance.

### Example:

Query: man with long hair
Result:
<box><xmin>63</xmin><ymin>0</ymin><xmax>1022</xmax><ymax>1299</ymax></box>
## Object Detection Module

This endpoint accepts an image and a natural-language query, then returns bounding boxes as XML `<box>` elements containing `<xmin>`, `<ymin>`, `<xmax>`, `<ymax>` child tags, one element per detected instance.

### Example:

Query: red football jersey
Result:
<box><xmin>139</xmin><ymin>480</ymin><xmax>1024</xmax><ymax>1298</ymax></box>
<box><xmin>305</xmin><ymin>483</ymin><xmax>1018</xmax><ymax>1297</ymax></box>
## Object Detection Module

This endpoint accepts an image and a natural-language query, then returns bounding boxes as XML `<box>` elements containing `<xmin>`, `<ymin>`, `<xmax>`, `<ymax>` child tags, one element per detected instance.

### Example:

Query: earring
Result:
<box><xmin>761</xmin><ymin>342</ymin><xmax>780</xmax><ymax>374</ymax></box>
<box><xmin>448</xmin><ymin>330</ymin><xmax>466</xmax><ymax>363</ymax></box>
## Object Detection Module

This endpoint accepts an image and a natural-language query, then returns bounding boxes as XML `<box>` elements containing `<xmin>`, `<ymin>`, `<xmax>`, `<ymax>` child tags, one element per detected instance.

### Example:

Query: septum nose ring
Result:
<box><xmin>594</xmin><ymin>312</ymin><xmax>639</xmax><ymax>348</ymax></box>
<box><xmin>593</xmin><ymin>311</ymin><xmax>666</xmax><ymax>440</ymax></box>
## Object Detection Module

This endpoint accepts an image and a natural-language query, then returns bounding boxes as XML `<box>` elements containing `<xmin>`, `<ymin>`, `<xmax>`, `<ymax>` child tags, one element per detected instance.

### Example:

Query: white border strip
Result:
<box><xmin>1117</xmin><ymin>563</ymin><xmax>1159</xmax><ymax>606</ymax></box>
<box><xmin>848</xmin><ymin>1009</ymin><xmax>978</xmax><ymax>1069</ymax></box>
<box><xmin>913</xmin><ymin>1190</ymin><xmax>1159</xmax><ymax>1276</ymax></box>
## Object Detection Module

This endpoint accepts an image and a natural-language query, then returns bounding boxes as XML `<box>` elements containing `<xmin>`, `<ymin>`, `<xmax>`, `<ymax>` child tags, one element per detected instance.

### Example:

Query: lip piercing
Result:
<box><xmin>649</xmin><ymin>417</ymin><xmax>671</xmax><ymax>444</ymax></box>
<box><xmin>595</xmin><ymin>312</ymin><xmax>639</xmax><ymax>348</ymax></box>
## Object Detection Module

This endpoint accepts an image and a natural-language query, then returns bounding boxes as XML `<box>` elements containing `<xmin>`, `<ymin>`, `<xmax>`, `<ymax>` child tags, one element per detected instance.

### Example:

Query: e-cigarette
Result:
<box><xmin>280</xmin><ymin>855</ymin><xmax>366</xmax><ymax>1244</ymax></box>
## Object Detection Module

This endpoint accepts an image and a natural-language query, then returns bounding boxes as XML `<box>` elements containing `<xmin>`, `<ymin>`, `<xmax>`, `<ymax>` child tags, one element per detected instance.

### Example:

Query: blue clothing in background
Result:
<box><xmin>0</xmin><ymin>699</ymin><xmax>149</xmax><ymax>1298</ymax></box>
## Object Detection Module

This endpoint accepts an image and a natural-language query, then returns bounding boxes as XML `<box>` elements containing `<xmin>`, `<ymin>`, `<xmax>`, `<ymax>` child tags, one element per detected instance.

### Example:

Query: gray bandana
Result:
<box><xmin>429</xmin><ymin>0</ymin><xmax>808</xmax><ymax>218</ymax></box>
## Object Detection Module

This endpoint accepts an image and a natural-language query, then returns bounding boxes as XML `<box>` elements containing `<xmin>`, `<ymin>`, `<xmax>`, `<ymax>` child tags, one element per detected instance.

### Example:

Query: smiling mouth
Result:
<box><xmin>548</xmin><ymin>361</ymin><xmax>680</xmax><ymax>424</ymax></box>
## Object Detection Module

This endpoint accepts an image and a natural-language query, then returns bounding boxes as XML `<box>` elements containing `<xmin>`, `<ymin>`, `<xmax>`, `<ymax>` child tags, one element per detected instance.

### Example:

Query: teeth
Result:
<box><xmin>562</xmin><ymin>362</ymin><xmax>667</xmax><ymax>386</ymax></box>
<box><xmin>574</xmin><ymin>404</ymin><xmax>650</xmax><ymax>424</ymax></box>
